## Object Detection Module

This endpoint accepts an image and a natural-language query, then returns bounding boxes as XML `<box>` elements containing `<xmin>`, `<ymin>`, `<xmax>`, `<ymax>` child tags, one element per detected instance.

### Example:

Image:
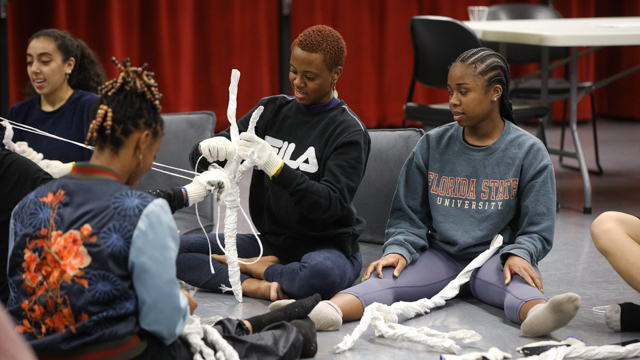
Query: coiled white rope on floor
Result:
<box><xmin>523</xmin><ymin>342</ymin><xmax>640</xmax><ymax>360</ymax></box>
<box><xmin>335</xmin><ymin>234</ymin><xmax>504</xmax><ymax>354</ymax></box>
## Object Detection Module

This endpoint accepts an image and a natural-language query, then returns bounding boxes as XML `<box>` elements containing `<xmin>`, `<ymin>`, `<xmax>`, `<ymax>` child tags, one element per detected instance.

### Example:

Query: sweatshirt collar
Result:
<box><xmin>455</xmin><ymin>119</ymin><xmax>511</xmax><ymax>156</ymax></box>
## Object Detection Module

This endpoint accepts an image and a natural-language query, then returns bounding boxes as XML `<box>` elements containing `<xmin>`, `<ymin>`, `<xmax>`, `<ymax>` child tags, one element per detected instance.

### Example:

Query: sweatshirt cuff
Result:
<box><xmin>383</xmin><ymin>244</ymin><xmax>412</xmax><ymax>264</ymax></box>
<box><xmin>499</xmin><ymin>247</ymin><xmax>533</xmax><ymax>268</ymax></box>
<box><xmin>272</xmin><ymin>163</ymin><xmax>297</xmax><ymax>192</ymax></box>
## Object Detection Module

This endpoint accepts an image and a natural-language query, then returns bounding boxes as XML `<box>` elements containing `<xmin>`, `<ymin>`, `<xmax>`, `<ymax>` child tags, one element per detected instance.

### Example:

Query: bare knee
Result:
<box><xmin>591</xmin><ymin>211</ymin><xmax>623</xmax><ymax>253</ymax></box>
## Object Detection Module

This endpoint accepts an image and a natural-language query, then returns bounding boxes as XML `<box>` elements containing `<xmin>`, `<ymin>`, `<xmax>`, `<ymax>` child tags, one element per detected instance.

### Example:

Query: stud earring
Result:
<box><xmin>492</xmin><ymin>98</ymin><xmax>497</xmax><ymax>102</ymax></box>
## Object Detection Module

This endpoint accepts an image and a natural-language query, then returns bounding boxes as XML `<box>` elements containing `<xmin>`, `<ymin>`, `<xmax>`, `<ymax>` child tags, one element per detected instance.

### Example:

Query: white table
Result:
<box><xmin>465</xmin><ymin>17</ymin><xmax>640</xmax><ymax>214</ymax></box>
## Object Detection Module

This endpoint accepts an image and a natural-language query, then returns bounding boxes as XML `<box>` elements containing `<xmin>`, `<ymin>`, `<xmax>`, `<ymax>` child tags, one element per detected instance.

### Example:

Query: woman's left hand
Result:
<box><xmin>503</xmin><ymin>255</ymin><xmax>543</xmax><ymax>293</ymax></box>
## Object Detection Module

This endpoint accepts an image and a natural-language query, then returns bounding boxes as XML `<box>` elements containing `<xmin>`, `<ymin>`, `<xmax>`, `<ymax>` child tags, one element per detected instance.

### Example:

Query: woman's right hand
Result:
<box><xmin>363</xmin><ymin>253</ymin><xmax>407</xmax><ymax>281</ymax></box>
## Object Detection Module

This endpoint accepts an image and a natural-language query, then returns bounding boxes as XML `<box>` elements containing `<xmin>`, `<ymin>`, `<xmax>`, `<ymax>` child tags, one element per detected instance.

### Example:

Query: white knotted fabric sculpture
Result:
<box><xmin>335</xmin><ymin>234</ymin><xmax>504</xmax><ymax>354</ymax></box>
<box><xmin>205</xmin><ymin>69</ymin><xmax>264</xmax><ymax>303</ymax></box>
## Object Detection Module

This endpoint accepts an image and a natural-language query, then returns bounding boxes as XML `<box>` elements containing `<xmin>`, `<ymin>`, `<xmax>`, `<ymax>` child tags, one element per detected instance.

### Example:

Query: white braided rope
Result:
<box><xmin>335</xmin><ymin>234</ymin><xmax>504</xmax><ymax>354</ymax></box>
<box><xmin>1</xmin><ymin>120</ymin><xmax>16</xmax><ymax>152</ymax></box>
<box><xmin>524</xmin><ymin>343</ymin><xmax>640</xmax><ymax>360</ymax></box>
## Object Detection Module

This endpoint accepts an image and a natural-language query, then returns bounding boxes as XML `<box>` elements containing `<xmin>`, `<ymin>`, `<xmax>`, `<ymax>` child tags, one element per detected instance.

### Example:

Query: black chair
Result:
<box><xmin>402</xmin><ymin>16</ymin><xmax>548</xmax><ymax>132</ymax></box>
<box><xmin>135</xmin><ymin>111</ymin><xmax>217</xmax><ymax>235</ymax></box>
<box><xmin>484</xmin><ymin>3</ymin><xmax>603</xmax><ymax>175</ymax></box>
<box><xmin>352</xmin><ymin>128</ymin><xmax>424</xmax><ymax>281</ymax></box>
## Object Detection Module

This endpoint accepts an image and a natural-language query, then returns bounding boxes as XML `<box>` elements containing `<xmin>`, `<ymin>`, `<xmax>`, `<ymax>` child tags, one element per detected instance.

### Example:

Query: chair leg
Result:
<box><xmin>558</xmin><ymin>93</ymin><xmax>603</xmax><ymax>175</ymax></box>
<box><xmin>536</xmin><ymin>117</ymin><xmax>548</xmax><ymax>148</ymax></box>
<box><xmin>559</xmin><ymin>99</ymin><xmax>568</xmax><ymax>163</ymax></box>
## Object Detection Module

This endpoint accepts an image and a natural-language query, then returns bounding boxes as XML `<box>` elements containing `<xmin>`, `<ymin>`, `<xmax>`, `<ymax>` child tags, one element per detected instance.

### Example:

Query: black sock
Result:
<box><xmin>290</xmin><ymin>317</ymin><xmax>318</xmax><ymax>358</ymax></box>
<box><xmin>246</xmin><ymin>293</ymin><xmax>321</xmax><ymax>333</ymax></box>
<box><xmin>620</xmin><ymin>302</ymin><xmax>640</xmax><ymax>332</ymax></box>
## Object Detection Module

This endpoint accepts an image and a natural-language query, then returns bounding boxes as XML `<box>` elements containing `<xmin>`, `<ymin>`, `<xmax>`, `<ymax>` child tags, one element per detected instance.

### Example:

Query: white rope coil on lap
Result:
<box><xmin>335</xmin><ymin>234</ymin><xmax>503</xmax><ymax>354</ymax></box>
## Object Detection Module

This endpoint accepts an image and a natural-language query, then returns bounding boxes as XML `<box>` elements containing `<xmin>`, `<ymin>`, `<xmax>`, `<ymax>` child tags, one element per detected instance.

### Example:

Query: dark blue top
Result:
<box><xmin>298</xmin><ymin>96</ymin><xmax>340</xmax><ymax>113</ymax></box>
<box><xmin>7</xmin><ymin>90</ymin><xmax>97</xmax><ymax>163</ymax></box>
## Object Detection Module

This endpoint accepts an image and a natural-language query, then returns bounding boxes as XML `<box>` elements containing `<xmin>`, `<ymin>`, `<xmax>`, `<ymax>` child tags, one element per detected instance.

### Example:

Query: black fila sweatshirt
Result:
<box><xmin>190</xmin><ymin>95</ymin><xmax>371</xmax><ymax>262</ymax></box>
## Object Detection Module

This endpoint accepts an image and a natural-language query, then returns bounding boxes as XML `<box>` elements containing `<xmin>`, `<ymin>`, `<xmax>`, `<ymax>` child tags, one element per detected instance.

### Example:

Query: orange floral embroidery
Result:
<box><xmin>18</xmin><ymin>189</ymin><xmax>97</xmax><ymax>338</ymax></box>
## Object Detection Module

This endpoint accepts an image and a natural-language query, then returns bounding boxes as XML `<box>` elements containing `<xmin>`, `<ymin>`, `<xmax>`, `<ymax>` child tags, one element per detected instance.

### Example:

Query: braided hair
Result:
<box><xmin>453</xmin><ymin>47</ymin><xmax>516</xmax><ymax>124</ymax></box>
<box><xmin>86</xmin><ymin>58</ymin><xmax>163</xmax><ymax>153</ymax></box>
<box><xmin>27</xmin><ymin>29</ymin><xmax>106</xmax><ymax>96</ymax></box>
<box><xmin>292</xmin><ymin>25</ymin><xmax>347</xmax><ymax>71</ymax></box>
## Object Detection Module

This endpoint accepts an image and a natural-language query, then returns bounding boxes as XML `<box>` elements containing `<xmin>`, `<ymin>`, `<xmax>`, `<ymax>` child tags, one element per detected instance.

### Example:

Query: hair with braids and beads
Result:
<box><xmin>291</xmin><ymin>25</ymin><xmax>347</xmax><ymax>71</ymax></box>
<box><xmin>453</xmin><ymin>47</ymin><xmax>517</xmax><ymax>124</ymax></box>
<box><xmin>85</xmin><ymin>58</ymin><xmax>163</xmax><ymax>152</ymax></box>
<box><xmin>25</xmin><ymin>29</ymin><xmax>106</xmax><ymax>98</ymax></box>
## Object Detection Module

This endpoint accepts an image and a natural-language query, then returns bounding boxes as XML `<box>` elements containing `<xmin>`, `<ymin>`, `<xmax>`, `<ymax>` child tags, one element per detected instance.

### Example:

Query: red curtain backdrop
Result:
<box><xmin>7</xmin><ymin>0</ymin><xmax>640</xmax><ymax>131</ymax></box>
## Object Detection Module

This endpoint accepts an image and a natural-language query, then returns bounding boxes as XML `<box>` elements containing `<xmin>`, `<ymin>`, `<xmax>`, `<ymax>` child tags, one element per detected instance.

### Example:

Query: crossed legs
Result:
<box><xmin>177</xmin><ymin>233</ymin><xmax>361</xmax><ymax>301</ymax></box>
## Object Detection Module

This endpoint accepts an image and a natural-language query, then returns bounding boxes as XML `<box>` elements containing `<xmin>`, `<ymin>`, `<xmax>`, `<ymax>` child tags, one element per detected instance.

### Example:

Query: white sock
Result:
<box><xmin>269</xmin><ymin>299</ymin><xmax>343</xmax><ymax>331</ymax></box>
<box><xmin>605</xmin><ymin>304</ymin><xmax>622</xmax><ymax>332</ymax></box>
<box><xmin>521</xmin><ymin>293</ymin><xmax>581</xmax><ymax>337</ymax></box>
<box><xmin>268</xmin><ymin>299</ymin><xmax>296</xmax><ymax>311</ymax></box>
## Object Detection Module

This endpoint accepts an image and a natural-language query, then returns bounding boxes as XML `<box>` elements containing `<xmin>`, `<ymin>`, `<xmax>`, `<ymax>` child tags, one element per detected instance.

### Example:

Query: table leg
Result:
<box><xmin>568</xmin><ymin>47</ymin><xmax>592</xmax><ymax>214</ymax></box>
<box><xmin>540</xmin><ymin>46</ymin><xmax>550</xmax><ymax>126</ymax></box>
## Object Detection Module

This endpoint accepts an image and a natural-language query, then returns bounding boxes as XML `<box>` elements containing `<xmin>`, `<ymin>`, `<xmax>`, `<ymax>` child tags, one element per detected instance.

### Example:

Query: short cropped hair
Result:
<box><xmin>291</xmin><ymin>25</ymin><xmax>347</xmax><ymax>70</ymax></box>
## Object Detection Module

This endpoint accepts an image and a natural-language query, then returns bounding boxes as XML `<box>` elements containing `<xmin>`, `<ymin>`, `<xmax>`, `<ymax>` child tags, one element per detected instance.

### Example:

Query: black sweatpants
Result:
<box><xmin>136</xmin><ymin>318</ymin><xmax>303</xmax><ymax>360</ymax></box>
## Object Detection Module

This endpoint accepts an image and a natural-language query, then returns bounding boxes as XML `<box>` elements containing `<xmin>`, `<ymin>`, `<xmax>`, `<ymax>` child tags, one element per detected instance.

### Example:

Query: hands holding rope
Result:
<box><xmin>198</xmin><ymin>132</ymin><xmax>284</xmax><ymax>180</ymax></box>
<box><xmin>183</xmin><ymin>168</ymin><xmax>230</xmax><ymax>205</ymax></box>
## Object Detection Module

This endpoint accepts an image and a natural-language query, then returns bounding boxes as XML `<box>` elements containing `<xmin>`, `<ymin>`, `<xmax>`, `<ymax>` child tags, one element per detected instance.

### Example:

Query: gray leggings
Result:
<box><xmin>341</xmin><ymin>249</ymin><xmax>547</xmax><ymax>324</ymax></box>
